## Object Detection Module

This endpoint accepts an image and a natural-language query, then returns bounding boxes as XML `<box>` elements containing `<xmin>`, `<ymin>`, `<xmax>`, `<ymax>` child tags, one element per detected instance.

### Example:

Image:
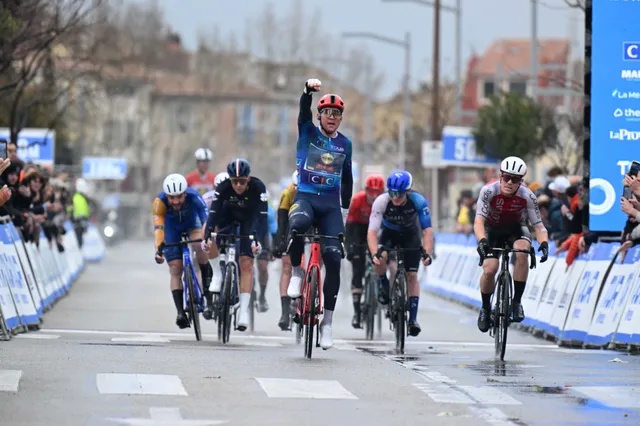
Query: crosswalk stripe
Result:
<box><xmin>413</xmin><ymin>383</ymin><xmax>475</xmax><ymax>404</ymax></box>
<box><xmin>459</xmin><ymin>386</ymin><xmax>522</xmax><ymax>405</ymax></box>
<box><xmin>0</xmin><ymin>370</ymin><xmax>22</xmax><ymax>392</ymax></box>
<box><xmin>96</xmin><ymin>373</ymin><xmax>188</xmax><ymax>396</ymax></box>
<box><xmin>255</xmin><ymin>378</ymin><xmax>358</xmax><ymax>400</ymax></box>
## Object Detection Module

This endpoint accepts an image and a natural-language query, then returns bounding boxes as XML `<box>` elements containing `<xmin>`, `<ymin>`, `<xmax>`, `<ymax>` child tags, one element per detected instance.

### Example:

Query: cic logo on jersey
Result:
<box><xmin>309</xmin><ymin>173</ymin><xmax>336</xmax><ymax>186</ymax></box>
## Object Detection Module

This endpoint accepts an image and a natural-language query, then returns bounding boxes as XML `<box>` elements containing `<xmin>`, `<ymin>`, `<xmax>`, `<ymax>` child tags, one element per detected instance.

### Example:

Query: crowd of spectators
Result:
<box><xmin>0</xmin><ymin>139</ymin><xmax>94</xmax><ymax>251</ymax></box>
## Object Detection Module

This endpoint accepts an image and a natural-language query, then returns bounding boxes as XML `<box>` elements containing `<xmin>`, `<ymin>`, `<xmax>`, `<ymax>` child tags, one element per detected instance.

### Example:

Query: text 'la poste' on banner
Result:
<box><xmin>0</xmin><ymin>128</ymin><xmax>55</xmax><ymax>165</ymax></box>
<box><xmin>590</xmin><ymin>0</ymin><xmax>640</xmax><ymax>232</ymax></box>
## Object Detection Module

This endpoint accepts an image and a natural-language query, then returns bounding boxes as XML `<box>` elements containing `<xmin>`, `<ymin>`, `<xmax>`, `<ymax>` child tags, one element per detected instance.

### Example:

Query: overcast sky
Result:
<box><xmin>155</xmin><ymin>0</ymin><xmax>583</xmax><ymax>98</ymax></box>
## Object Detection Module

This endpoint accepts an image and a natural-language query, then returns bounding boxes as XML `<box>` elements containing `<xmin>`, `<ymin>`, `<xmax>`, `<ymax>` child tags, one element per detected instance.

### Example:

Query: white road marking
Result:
<box><xmin>459</xmin><ymin>386</ymin><xmax>522</xmax><ymax>405</ymax></box>
<box><xmin>107</xmin><ymin>407</ymin><xmax>228</xmax><ymax>426</ymax></box>
<box><xmin>96</xmin><ymin>374</ymin><xmax>188</xmax><ymax>396</ymax></box>
<box><xmin>0</xmin><ymin>370</ymin><xmax>22</xmax><ymax>392</ymax></box>
<box><xmin>468</xmin><ymin>407</ymin><xmax>520</xmax><ymax>426</ymax></box>
<box><xmin>14</xmin><ymin>333</ymin><xmax>60</xmax><ymax>339</ymax></box>
<box><xmin>573</xmin><ymin>386</ymin><xmax>640</xmax><ymax>409</ymax></box>
<box><xmin>255</xmin><ymin>378</ymin><xmax>358</xmax><ymax>400</ymax></box>
<box><xmin>237</xmin><ymin>341</ymin><xmax>283</xmax><ymax>347</ymax></box>
<box><xmin>111</xmin><ymin>336</ymin><xmax>171</xmax><ymax>343</ymax></box>
<box><xmin>38</xmin><ymin>328</ymin><xmax>558</xmax><ymax>349</ymax></box>
<box><xmin>421</xmin><ymin>371</ymin><xmax>458</xmax><ymax>384</ymax></box>
<box><xmin>413</xmin><ymin>383</ymin><xmax>474</xmax><ymax>404</ymax></box>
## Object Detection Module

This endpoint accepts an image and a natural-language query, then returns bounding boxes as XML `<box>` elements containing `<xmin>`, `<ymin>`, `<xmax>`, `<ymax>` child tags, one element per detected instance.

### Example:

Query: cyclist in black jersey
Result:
<box><xmin>202</xmin><ymin>158</ymin><xmax>268</xmax><ymax>331</ymax></box>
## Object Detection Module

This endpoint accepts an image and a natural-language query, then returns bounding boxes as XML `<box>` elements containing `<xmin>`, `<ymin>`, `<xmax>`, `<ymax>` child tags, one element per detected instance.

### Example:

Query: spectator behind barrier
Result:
<box><xmin>455</xmin><ymin>190</ymin><xmax>475</xmax><ymax>234</ymax></box>
<box><xmin>617</xmin><ymin>171</ymin><xmax>640</xmax><ymax>261</ymax></box>
<box><xmin>0</xmin><ymin>156</ymin><xmax>12</xmax><ymax>207</ymax></box>
<box><xmin>548</xmin><ymin>176</ymin><xmax>571</xmax><ymax>245</ymax></box>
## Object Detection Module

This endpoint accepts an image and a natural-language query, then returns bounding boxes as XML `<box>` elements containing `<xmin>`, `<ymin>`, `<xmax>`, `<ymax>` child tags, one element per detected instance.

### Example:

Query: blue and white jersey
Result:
<box><xmin>368</xmin><ymin>191</ymin><xmax>433</xmax><ymax>233</ymax></box>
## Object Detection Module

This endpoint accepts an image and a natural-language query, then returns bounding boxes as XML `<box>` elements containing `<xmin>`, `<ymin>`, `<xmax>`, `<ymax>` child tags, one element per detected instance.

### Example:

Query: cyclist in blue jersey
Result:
<box><xmin>367</xmin><ymin>171</ymin><xmax>433</xmax><ymax>337</ymax></box>
<box><xmin>153</xmin><ymin>173</ymin><xmax>212</xmax><ymax>329</ymax></box>
<box><xmin>255</xmin><ymin>192</ymin><xmax>278</xmax><ymax>312</ymax></box>
<box><xmin>286</xmin><ymin>78</ymin><xmax>353</xmax><ymax>350</ymax></box>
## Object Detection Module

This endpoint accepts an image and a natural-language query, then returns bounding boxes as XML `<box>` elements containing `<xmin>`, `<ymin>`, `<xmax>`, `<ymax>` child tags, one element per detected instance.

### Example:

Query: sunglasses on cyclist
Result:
<box><xmin>319</xmin><ymin>108</ymin><xmax>343</xmax><ymax>118</ymax></box>
<box><xmin>389</xmin><ymin>190</ymin><xmax>407</xmax><ymax>199</ymax></box>
<box><xmin>230</xmin><ymin>177</ymin><xmax>248</xmax><ymax>185</ymax></box>
<box><xmin>501</xmin><ymin>174</ymin><xmax>522</xmax><ymax>184</ymax></box>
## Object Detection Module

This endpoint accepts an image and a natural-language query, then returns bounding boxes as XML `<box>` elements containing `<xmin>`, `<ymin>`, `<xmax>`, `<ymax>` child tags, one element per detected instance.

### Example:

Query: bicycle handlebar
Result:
<box><xmin>376</xmin><ymin>245</ymin><xmax>429</xmax><ymax>261</ymax></box>
<box><xmin>479</xmin><ymin>246</ymin><xmax>537</xmax><ymax>269</ymax></box>
<box><xmin>210</xmin><ymin>233</ymin><xmax>256</xmax><ymax>240</ymax></box>
<box><xmin>285</xmin><ymin>230</ymin><xmax>346</xmax><ymax>259</ymax></box>
<box><xmin>161</xmin><ymin>239</ymin><xmax>203</xmax><ymax>248</ymax></box>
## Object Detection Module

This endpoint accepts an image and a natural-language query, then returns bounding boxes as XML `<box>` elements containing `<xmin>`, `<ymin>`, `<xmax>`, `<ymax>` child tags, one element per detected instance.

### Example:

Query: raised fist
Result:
<box><xmin>304</xmin><ymin>78</ymin><xmax>321</xmax><ymax>94</ymax></box>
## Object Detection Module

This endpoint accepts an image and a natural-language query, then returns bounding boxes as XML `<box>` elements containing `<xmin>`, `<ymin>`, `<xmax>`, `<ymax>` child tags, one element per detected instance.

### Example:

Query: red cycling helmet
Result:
<box><xmin>365</xmin><ymin>174</ymin><xmax>385</xmax><ymax>191</ymax></box>
<box><xmin>317</xmin><ymin>94</ymin><xmax>345</xmax><ymax>112</ymax></box>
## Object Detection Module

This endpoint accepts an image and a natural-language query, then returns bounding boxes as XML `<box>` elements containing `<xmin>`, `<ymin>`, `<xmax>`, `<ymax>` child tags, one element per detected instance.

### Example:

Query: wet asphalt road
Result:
<box><xmin>0</xmin><ymin>240</ymin><xmax>638</xmax><ymax>426</ymax></box>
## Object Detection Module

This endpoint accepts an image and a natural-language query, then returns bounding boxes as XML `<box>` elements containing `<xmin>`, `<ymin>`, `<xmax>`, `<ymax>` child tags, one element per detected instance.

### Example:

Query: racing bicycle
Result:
<box><xmin>354</xmin><ymin>244</ymin><xmax>382</xmax><ymax>340</ymax></box>
<box><xmin>376</xmin><ymin>245</ymin><xmax>429</xmax><ymax>354</ymax></box>
<box><xmin>160</xmin><ymin>234</ymin><xmax>205</xmax><ymax>341</ymax></box>
<box><xmin>287</xmin><ymin>228</ymin><xmax>345</xmax><ymax>359</ymax></box>
<box><xmin>480</xmin><ymin>245</ymin><xmax>536</xmax><ymax>361</ymax></box>
<box><xmin>211</xmin><ymin>223</ymin><xmax>257</xmax><ymax>344</ymax></box>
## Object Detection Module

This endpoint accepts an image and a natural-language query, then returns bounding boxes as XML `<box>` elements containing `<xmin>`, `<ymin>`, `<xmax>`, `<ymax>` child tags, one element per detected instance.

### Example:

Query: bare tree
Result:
<box><xmin>0</xmin><ymin>0</ymin><xmax>109</xmax><ymax>144</ymax></box>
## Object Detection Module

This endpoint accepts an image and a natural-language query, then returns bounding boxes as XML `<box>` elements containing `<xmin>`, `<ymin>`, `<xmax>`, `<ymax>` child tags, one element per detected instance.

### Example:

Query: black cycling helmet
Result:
<box><xmin>227</xmin><ymin>158</ymin><xmax>251</xmax><ymax>177</ymax></box>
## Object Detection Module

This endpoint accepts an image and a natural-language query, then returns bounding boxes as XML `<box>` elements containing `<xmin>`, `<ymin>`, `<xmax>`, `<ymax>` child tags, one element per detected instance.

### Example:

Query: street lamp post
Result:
<box><xmin>381</xmin><ymin>0</ymin><xmax>462</xmax><ymax>124</ymax></box>
<box><xmin>342</xmin><ymin>31</ymin><xmax>412</xmax><ymax>169</ymax></box>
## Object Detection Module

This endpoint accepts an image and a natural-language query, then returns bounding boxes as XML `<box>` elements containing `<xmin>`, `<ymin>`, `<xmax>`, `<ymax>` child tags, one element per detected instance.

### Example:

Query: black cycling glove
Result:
<box><xmin>538</xmin><ymin>241</ymin><xmax>549</xmax><ymax>263</ymax></box>
<box><xmin>477</xmin><ymin>238</ymin><xmax>489</xmax><ymax>265</ymax></box>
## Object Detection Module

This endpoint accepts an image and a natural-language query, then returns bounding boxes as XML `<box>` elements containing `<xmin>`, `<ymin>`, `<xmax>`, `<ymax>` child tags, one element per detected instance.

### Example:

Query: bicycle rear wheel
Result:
<box><xmin>304</xmin><ymin>267</ymin><xmax>319</xmax><ymax>359</ymax></box>
<box><xmin>185</xmin><ymin>267</ymin><xmax>202</xmax><ymax>341</ymax></box>
<box><xmin>221</xmin><ymin>264</ymin><xmax>234</xmax><ymax>344</ymax></box>
<box><xmin>364</xmin><ymin>270</ymin><xmax>376</xmax><ymax>341</ymax></box>
<box><xmin>494</xmin><ymin>272</ymin><xmax>511</xmax><ymax>360</ymax></box>
<box><xmin>394</xmin><ymin>273</ymin><xmax>407</xmax><ymax>354</ymax></box>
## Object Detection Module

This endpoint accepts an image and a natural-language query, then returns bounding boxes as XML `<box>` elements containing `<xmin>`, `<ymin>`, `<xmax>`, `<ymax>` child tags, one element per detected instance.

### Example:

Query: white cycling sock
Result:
<box><xmin>239</xmin><ymin>292</ymin><xmax>251</xmax><ymax>310</ymax></box>
<box><xmin>323</xmin><ymin>309</ymin><xmax>334</xmax><ymax>326</ymax></box>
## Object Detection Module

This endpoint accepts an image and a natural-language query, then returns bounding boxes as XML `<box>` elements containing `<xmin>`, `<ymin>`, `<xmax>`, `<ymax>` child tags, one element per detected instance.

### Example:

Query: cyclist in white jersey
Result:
<box><xmin>474</xmin><ymin>156</ymin><xmax>549</xmax><ymax>333</ymax></box>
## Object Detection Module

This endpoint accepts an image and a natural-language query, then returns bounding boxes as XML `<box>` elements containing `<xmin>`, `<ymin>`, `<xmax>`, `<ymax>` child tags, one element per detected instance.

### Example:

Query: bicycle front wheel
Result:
<box><xmin>494</xmin><ymin>272</ymin><xmax>511</xmax><ymax>360</ymax></box>
<box><xmin>221</xmin><ymin>264</ymin><xmax>235</xmax><ymax>344</ymax></box>
<box><xmin>304</xmin><ymin>266</ymin><xmax>319</xmax><ymax>359</ymax></box>
<box><xmin>394</xmin><ymin>273</ymin><xmax>407</xmax><ymax>354</ymax></box>
<box><xmin>364</xmin><ymin>271</ymin><xmax>376</xmax><ymax>340</ymax></box>
<box><xmin>185</xmin><ymin>267</ymin><xmax>201</xmax><ymax>342</ymax></box>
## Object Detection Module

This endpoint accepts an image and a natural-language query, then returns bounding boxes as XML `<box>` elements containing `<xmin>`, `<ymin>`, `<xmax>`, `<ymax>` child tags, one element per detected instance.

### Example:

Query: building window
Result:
<box><xmin>482</xmin><ymin>80</ymin><xmax>495</xmax><ymax>99</ymax></box>
<box><xmin>509</xmin><ymin>80</ymin><xmax>527</xmax><ymax>96</ymax></box>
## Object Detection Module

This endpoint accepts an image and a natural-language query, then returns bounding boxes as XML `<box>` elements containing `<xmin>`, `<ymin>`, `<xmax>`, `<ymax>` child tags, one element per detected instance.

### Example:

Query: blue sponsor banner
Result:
<box><xmin>82</xmin><ymin>157</ymin><xmax>128</xmax><ymax>180</ymax></box>
<box><xmin>590</xmin><ymin>1</ymin><xmax>640</xmax><ymax>231</ymax></box>
<box><xmin>441</xmin><ymin>126</ymin><xmax>498</xmax><ymax>167</ymax></box>
<box><xmin>0</xmin><ymin>128</ymin><xmax>55</xmax><ymax>165</ymax></box>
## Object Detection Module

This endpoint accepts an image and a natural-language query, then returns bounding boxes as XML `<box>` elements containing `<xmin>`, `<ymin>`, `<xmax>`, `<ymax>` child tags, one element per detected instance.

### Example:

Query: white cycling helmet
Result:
<box><xmin>163</xmin><ymin>173</ymin><xmax>188</xmax><ymax>196</ymax></box>
<box><xmin>214</xmin><ymin>172</ymin><xmax>229</xmax><ymax>187</ymax></box>
<box><xmin>500</xmin><ymin>156</ymin><xmax>527</xmax><ymax>177</ymax></box>
<box><xmin>195</xmin><ymin>148</ymin><xmax>213</xmax><ymax>161</ymax></box>
<box><xmin>291</xmin><ymin>170</ymin><xmax>299</xmax><ymax>186</ymax></box>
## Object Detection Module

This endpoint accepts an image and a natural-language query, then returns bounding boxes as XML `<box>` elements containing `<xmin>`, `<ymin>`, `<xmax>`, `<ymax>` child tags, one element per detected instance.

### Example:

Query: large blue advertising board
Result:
<box><xmin>440</xmin><ymin>126</ymin><xmax>498</xmax><ymax>168</ymax></box>
<box><xmin>590</xmin><ymin>1</ymin><xmax>640</xmax><ymax>232</ymax></box>
<box><xmin>0</xmin><ymin>128</ymin><xmax>55</xmax><ymax>165</ymax></box>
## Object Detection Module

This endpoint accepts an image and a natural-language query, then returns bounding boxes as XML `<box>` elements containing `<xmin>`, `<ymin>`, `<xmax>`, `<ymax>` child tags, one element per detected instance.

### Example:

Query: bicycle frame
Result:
<box><xmin>489</xmin><ymin>245</ymin><xmax>536</xmax><ymax>361</ymax></box>
<box><xmin>181</xmin><ymin>238</ymin><xmax>204</xmax><ymax>312</ymax></box>
<box><xmin>377</xmin><ymin>245</ymin><xmax>427</xmax><ymax>354</ymax></box>
<box><xmin>287</xmin><ymin>229</ymin><xmax>345</xmax><ymax>359</ymax></box>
